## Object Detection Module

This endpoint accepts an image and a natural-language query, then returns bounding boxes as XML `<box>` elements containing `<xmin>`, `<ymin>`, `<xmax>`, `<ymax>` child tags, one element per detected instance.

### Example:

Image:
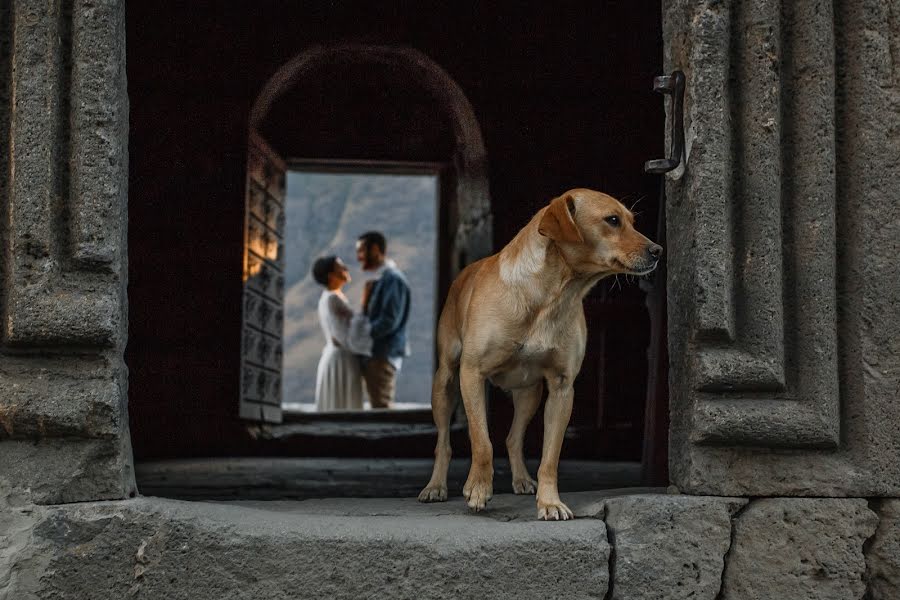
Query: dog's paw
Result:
<box><xmin>512</xmin><ymin>475</ymin><xmax>537</xmax><ymax>495</ymax></box>
<box><xmin>537</xmin><ymin>499</ymin><xmax>574</xmax><ymax>521</ymax></box>
<box><xmin>417</xmin><ymin>484</ymin><xmax>448</xmax><ymax>503</ymax></box>
<box><xmin>463</xmin><ymin>479</ymin><xmax>493</xmax><ymax>512</ymax></box>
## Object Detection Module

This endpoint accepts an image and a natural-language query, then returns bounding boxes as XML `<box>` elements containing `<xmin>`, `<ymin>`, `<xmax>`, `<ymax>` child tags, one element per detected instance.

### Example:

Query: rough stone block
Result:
<box><xmin>0</xmin><ymin>503</ymin><xmax>48</xmax><ymax>600</ymax></box>
<box><xmin>2</xmin><ymin>497</ymin><xmax>609</xmax><ymax>599</ymax></box>
<box><xmin>866</xmin><ymin>499</ymin><xmax>900</xmax><ymax>600</ymax></box>
<box><xmin>604</xmin><ymin>495</ymin><xmax>746</xmax><ymax>600</ymax></box>
<box><xmin>0</xmin><ymin>358</ymin><xmax>124</xmax><ymax>440</ymax></box>
<box><xmin>722</xmin><ymin>498</ymin><xmax>877</xmax><ymax>600</ymax></box>
<box><xmin>0</xmin><ymin>438</ymin><xmax>135</xmax><ymax>506</ymax></box>
<box><xmin>0</xmin><ymin>353</ymin><xmax>134</xmax><ymax>504</ymax></box>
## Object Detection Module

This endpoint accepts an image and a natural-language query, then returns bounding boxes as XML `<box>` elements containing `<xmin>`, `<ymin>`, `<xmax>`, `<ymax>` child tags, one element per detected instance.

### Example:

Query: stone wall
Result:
<box><xmin>665</xmin><ymin>0</ymin><xmax>900</xmax><ymax>496</ymax></box>
<box><xmin>0</xmin><ymin>0</ymin><xmax>134</xmax><ymax>505</ymax></box>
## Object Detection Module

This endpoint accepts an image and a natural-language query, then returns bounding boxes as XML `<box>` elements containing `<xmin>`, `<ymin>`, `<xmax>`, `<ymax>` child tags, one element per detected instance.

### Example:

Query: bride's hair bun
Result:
<box><xmin>312</xmin><ymin>255</ymin><xmax>338</xmax><ymax>286</ymax></box>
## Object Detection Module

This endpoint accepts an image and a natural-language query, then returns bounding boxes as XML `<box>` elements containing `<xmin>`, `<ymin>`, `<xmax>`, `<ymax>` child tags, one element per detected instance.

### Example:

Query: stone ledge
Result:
<box><xmin>7</xmin><ymin>494</ymin><xmax>611</xmax><ymax>600</ymax></box>
<box><xmin>1</xmin><ymin>493</ymin><xmax>894</xmax><ymax>600</ymax></box>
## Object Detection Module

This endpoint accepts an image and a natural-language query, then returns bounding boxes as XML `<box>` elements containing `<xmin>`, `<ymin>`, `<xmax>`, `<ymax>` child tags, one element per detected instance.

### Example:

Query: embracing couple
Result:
<box><xmin>311</xmin><ymin>231</ymin><xmax>411</xmax><ymax>411</ymax></box>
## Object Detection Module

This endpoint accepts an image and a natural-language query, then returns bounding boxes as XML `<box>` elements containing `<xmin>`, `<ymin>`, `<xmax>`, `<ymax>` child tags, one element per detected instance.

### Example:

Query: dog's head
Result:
<box><xmin>538</xmin><ymin>188</ymin><xmax>662</xmax><ymax>276</ymax></box>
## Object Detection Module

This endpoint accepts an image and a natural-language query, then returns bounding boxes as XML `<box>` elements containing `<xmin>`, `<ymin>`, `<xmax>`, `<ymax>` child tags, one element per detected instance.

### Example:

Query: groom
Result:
<box><xmin>356</xmin><ymin>231</ymin><xmax>411</xmax><ymax>409</ymax></box>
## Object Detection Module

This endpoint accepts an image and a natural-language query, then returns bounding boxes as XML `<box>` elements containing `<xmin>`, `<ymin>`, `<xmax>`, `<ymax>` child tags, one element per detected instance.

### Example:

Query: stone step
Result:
<box><xmin>27</xmin><ymin>494</ymin><xmax>613</xmax><ymax>599</ymax></box>
<box><xmin>4</xmin><ymin>493</ymin><xmax>886</xmax><ymax>599</ymax></box>
<box><xmin>134</xmin><ymin>457</ymin><xmax>644</xmax><ymax>501</ymax></box>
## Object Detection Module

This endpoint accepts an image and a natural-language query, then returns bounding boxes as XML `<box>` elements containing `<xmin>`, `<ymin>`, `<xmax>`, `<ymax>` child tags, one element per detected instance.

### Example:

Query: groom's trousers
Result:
<box><xmin>364</xmin><ymin>357</ymin><xmax>397</xmax><ymax>409</ymax></box>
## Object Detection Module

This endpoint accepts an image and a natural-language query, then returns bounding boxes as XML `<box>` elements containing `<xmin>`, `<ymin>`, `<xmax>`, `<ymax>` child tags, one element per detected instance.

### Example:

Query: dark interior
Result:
<box><xmin>126</xmin><ymin>1</ymin><xmax>664</xmax><ymax>469</ymax></box>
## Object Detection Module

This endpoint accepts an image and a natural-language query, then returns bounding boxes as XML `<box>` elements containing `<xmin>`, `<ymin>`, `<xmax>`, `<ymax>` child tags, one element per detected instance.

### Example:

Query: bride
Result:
<box><xmin>311</xmin><ymin>256</ymin><xmax>370</xmax><ymax>411</ymax></box>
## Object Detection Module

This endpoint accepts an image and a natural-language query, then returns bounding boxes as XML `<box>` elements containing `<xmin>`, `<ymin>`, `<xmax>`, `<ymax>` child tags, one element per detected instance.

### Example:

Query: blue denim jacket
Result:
<box><xmin>366</xmin><ymin>266</ymin><xmax>411</xmax><ymax>360</ymax></box>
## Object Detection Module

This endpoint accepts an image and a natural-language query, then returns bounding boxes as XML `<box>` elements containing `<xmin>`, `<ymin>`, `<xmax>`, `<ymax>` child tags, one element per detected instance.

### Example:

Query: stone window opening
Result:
<box><xmin>127</xmin><ymin>36</ymin><xmax>668</xmax><ymax>500</ymax></box>
<box><xmin>115</xmin><ymin>0</ymin><xmax>673</xmax><ymax>501</ymax></box>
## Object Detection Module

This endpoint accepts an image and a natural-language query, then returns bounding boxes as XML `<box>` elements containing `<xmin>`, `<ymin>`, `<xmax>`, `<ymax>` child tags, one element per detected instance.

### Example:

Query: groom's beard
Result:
<box><xmin>363</xmin><ymin>250</ymin><xmax>380</xmax><ymax>271</ymax></box>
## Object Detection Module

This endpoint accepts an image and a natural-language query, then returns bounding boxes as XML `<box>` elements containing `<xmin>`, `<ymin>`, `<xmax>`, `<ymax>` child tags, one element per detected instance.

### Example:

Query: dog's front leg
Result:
<box><xmin>459</xmin><ymin>362</ymin><xmax>493</xmax><ymax>511</ymax></box>
<box><xmin>536</xmin><ymin>375</ymin><xmax>574</xmax><ymax>521</ymax></box>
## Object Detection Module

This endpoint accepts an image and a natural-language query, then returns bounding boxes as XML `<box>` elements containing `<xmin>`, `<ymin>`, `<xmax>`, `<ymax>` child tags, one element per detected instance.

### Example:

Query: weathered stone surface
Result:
<box><xmin>2</xmin><ymin>496</ymin><xmax>609</xmax><ymax>600</ymax></box>
<box><xmin>604</xmin><ymin>495</ymin><xmax>746</xmax><ymax>600</ymax></box>
<box><xmin>0</xmin><ymin>438</ymin><xmax>135</xmax><ymax>506</ymax></box>
<box><xmin>866</xmin><ymin>499</ymin><xmax>900</xmax><ymax>600</ymax></box>
<box><xmin>665</xmin><ymin>0</ymin><xmax>900</xmax><ymax>497</ymax></box>
<box><xmin>5</xmin><ymin>0</ymin><xmax>127</xmax><ymax>347</ymax></box>
<box><xmin>7</xmin><ymin>494</ymin><xmax>898</xmax><ymax>600</ymax></box>
<box><xmin>0</xmin><ymin>504</ymin><xmax>48</xmax><ymax>600</ymax></box>
<box><xmin>722</xmin><ymin>498</ymin><xmax>877</xmax><ymax>600</ymax></box>
<box><xmin>0</xmin><ymin>0</ymin><xmax>133</xmax><ymax>504</ymax></box>
<box><xmin>0</xmin><ymin>357</ymin><xmax>124</xmax><ymax>440</ymax></box>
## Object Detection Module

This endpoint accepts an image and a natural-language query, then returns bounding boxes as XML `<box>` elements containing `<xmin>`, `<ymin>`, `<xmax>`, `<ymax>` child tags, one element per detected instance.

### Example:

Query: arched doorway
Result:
<box><xmin>238</xmin><ymin>44</ymin><xmax>492</xmax><ymax>423</ymax></box>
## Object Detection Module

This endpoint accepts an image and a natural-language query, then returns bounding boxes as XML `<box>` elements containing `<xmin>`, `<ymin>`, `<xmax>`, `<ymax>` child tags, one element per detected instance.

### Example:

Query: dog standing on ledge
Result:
<box><xmin>418</xmin><ymin>188</ymin><xmax>662</xmax><ymax>520</ymax></box>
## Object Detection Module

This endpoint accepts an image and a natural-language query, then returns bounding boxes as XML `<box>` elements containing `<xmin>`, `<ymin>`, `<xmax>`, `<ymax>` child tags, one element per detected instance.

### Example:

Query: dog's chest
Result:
<box><xmin>485</xmin><ymin>301</ymin><xmax>585</xmax><ymax>391</ymax></box>
<box><xmin>487</xmin><ymin>342</ymin><xmax>560</xmax><ymax>390</ymax></box>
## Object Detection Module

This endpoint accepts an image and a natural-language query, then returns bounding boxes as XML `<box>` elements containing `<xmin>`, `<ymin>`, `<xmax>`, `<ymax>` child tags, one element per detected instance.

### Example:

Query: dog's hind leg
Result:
<box><xmin>507</xmin><ymin>381</ymin><xmax>542</xmax><ymax>494</ymax></box>
<box><xmin>418</xmin><ymin>360</ymin><xmax>456</xmax><ymax>503</ymax></box>
<box><xmin>460</xmin><ymin>362</ymin><xmax>494</xmax><ymax>511</ymax></box>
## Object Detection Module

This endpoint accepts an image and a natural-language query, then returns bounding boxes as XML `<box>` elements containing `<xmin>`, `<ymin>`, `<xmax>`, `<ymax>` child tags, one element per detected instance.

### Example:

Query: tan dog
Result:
<box><xmin>418</xmin><ymin>188</ymin><xmax>662</xmax><ymax>520</ymax></box>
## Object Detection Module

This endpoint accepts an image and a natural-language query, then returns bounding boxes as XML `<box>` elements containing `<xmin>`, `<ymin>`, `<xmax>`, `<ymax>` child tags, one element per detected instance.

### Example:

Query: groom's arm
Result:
<box><xmin>368</xmin><ymin>276</ymin><xmax>410</xmax><ymax>340</ymax></box>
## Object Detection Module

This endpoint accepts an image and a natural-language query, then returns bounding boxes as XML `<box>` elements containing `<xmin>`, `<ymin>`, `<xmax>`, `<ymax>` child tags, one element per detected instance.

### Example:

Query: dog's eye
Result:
<box><xmin>605</xmin><ymin>216</ymin><xmax>620</xmax><ymax>227</ymax></box>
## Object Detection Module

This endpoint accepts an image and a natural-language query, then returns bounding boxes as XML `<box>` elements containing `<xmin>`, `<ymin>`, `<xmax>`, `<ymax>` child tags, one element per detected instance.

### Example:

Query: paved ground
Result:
<box><xmin>136</xmin><ymin>457</ymin><xmax>644</xmax><ymax>500</ymax></box>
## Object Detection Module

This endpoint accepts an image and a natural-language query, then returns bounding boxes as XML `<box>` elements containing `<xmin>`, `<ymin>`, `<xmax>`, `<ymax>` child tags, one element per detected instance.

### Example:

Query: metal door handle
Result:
<box><xmin>644</xmin><ymin>71</ymin><xmax>686</xmax><ymax>174</ymax></box>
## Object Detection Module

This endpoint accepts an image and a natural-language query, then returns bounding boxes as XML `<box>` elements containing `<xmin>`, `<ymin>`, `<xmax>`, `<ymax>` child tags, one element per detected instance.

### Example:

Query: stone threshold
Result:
<box><xmin>5</xmin><ymin>490</ymin><xmax>896</xmax><ymax>599</ymax></box>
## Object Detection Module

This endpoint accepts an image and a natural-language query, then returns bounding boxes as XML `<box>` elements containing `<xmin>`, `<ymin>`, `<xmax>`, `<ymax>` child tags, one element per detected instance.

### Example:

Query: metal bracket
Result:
<box><xmin>644</xmin><ymin>71</ymin><xmax>686</xmax><ymax>174</ymax></box>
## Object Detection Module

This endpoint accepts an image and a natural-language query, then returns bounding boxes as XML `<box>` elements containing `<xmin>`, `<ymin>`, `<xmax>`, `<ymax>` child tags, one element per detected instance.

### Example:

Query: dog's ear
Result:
<box><xmin>538</xmin><ymin>194</ymin><xmax>584</xmax><ymax>244</ymax></box>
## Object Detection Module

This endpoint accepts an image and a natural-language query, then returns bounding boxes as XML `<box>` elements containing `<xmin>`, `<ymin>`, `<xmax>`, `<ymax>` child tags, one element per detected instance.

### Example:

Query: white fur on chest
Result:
<box><xmin>499</xmin><ymin>235</ymin><xmax>545</xmax><ymax>285</ymax></box>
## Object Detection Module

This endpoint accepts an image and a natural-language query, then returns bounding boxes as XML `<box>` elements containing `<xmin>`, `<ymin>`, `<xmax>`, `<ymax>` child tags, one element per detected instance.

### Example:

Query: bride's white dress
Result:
<box><xmin>315</xmin><ymin>290</ymin><xmax>365</xmax><ymax>411</ymax></box>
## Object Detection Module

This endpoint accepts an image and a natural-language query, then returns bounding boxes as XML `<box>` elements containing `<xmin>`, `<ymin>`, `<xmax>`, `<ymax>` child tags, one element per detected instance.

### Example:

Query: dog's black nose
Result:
<box><xmin>648</xmin><ymin>244</ymin><xmax>663</xmax><ymax>260</ymax></box>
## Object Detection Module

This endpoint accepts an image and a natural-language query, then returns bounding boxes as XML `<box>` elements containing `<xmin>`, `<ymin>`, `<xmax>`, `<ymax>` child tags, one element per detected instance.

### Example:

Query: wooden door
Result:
<box><xmin>239</xmin><ymin>131</ymin><xmax>287</xmax><ymax>423</ymax></box>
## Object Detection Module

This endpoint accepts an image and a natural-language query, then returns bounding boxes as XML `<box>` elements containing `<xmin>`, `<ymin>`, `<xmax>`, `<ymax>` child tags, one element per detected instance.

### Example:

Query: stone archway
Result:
<box><xmin>238</xmin><ymin>44</ymin><xmax>492</xmax><ymax>422</ymax></box>
<box><xmin>250</xmin><ymin>43</ymin><xmax>492</xmax><ymax>274</ymax></box>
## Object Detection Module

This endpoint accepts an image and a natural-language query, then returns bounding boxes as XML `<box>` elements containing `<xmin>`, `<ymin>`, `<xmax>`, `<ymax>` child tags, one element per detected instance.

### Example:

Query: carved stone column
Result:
<box><xmin>0</xmin><ymin>0</ymin><xmax>134</xmax><ymax>504</ymax></box>
<box><xmin>665</xmin><ymin>0</ymin><xmax>900</xmax><ymax>495</ymax></box>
